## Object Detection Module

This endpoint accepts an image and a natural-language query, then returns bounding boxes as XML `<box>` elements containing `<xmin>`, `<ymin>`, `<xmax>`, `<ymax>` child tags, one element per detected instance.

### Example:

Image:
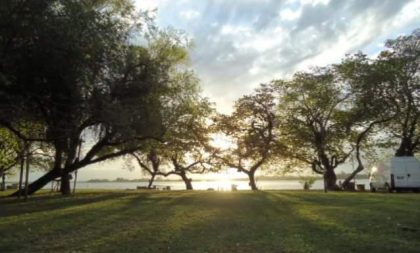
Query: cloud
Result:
<box><xmin>132</xmin><ymin>0</ymin><xmax>419</xmax><ymax>114</ymax></box>
<box><xmin>180</xmin><ymin>10</ymin><xmax>200</xmax><ymax>20</ymax></box>
<box><xmin>299</xmin><ymin>0</ymin><xmax>331</xmax><ymax>6</ymax></box>
<box><xmin>134</xmin><ymin>0</ymin><xmax>165</xmax><ymax>11</ymax></box>
<box><xmin>279</xmin><ymin>8</ymin><xmax>301</xmax><ymax>21</ymax></box>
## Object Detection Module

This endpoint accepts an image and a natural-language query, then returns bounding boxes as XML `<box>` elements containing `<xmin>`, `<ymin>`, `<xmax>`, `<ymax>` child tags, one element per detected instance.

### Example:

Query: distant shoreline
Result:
<box><xmin>3</xmin><ymin>175</ymin><xmax>369</xmax><ymax>185</ymax></box>
<box><xmin>85</xmin><ymin>175</ymin><xmax>368</xmax><ymax>183</ymax></box>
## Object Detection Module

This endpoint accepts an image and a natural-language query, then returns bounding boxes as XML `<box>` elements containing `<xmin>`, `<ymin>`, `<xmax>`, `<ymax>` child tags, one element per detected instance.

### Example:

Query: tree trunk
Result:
<box><xmin>248</xmin><ymin>172</ymin><xmax>258</xmax><ymax>190</ymax></box>
<box><xmin>60</xmin><ymin>173</ymin><xmax>71</xmax><ymax>195</ymax></box>
<box><xmin>73</xmin><ymin>170</ymin><xmax>78</xmax><ymax>194</ymax></box>
<box><xmin>18</xmin><ymin>154</ymin><xmax>24</xmax><ymax>198</ymax></box>
<box><xmin>342</xmin><ymin>165</ymin><xmax>364</xmax><ymax>189</ymax></box>
<box><xmin>148</xmin><ymin>174</ymin><xmax>156</xmax><ymax>189</ymax></box>
<box><xmin>1</xmin><ymin>172</ymin><xmax>5</xmax><ymax>191</ymax></box>
<box><xmin>11</xmin><ymin>162</ymin><xmax>80</xmax><ymax>197</ymax></box>
<box><xmin>343</xmin><ymin>144</ymin><xmax>364</xmax><ymax>189</ymax></box>
<box><xmin>180</xmin><ymin>173</ymin><xmax>193</xmax><ymax>190</ymax></box>
<box><xmin>10</xmin><ymin>168</ymin><xmax>60</xmax><ymax>197</ymax></box>
<box><xmin>24</xmin><ymin>151</ymin><xmax>30</xmax><ymax>200</ymax></box>
<box><xmin>323</xmin><ymin>169</ymin><xmax>338</xmax><ymax>191</ymax></box>
<box><xmin>395</xmin><ymin>137</ymin><xmax>414</xmax><ymax>157</ymax></box>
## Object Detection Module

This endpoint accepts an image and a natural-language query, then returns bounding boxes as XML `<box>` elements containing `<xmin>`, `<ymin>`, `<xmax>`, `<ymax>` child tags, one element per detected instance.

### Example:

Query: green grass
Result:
<box><xmin>1</xmin><ymin>190</ymin><xmax>419</xmax><ymax>253</ymax></box>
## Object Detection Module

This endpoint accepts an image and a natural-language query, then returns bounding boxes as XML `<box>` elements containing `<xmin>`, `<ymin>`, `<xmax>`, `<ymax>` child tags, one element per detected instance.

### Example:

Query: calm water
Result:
<box><xmin>55</xmin><ymin>179</ymin><xmax>370</xmax><ymax>191</ymax></box>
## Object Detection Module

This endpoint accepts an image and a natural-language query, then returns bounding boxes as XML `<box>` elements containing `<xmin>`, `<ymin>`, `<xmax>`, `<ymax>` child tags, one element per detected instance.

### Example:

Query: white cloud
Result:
<box><xmin>293</xmin><ymin>2</ymin><xmax>419</xmax><ymax>71</ymax></box>
<box><xmin>299</xmin><ymin>0</ymin><xmax>331</xmax><ymax>6</ymax></box>
<box><xmin>216</xmin><ymin>53</ymin><xmax>235</xmax><ymax>62</ymax></box>
<box><xmin>389</xmin><ymin>0</ymin><xmax>420</xmax><ymax>28</ymax></box>
<box><xmin>220</xmin><ymin>25</ymin><xmax>252</xmax><ymax>36</ymax></box>
<box><xmin>240</xmin><ymin>31</ymin><xmax>286</xmax><ymax>53</ymax></box>
<box><xmin>280</xmin><ymin>8</ymin><xmax>302</xmax><ymax>21</ymax></box>
<box><xmin>179</xmin><ymin>10</ymin><xmax>200</xmax><ymax>20</ymax></box>
<box><xmin>134</xmin><ymin>0</ymin><xmax>160</xmax><ymax>11</ymax></box>
<box><xmin>211</xmin><ymin>22</ymin><xmax>219</xmax><ymax>27</ymax></box>
<box><xmin>249</xmin><ymin>65</ymin><xmax>261</xmax><ymax>75</ymax></box>
<box><xmin>135</xmin><ymin>0</ymin><xmax>417</xmax><ymax>115</ymax></box>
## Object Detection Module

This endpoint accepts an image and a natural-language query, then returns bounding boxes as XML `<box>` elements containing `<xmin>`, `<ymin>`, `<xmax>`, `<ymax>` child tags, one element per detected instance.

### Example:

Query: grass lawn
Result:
<box><xmin>0</xmin><ymin>190</ymin><xmax>419</xmax><ymax>253</ymax></box>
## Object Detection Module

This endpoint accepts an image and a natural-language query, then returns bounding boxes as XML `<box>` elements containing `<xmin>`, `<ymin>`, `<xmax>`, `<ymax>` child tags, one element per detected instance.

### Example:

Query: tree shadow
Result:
<box><xmin>1</xmin><ymin>191</ymin><xmax>420</xmax><ymax>253</ymax></box>
<box><xmin>0</xmin><ymin>191</ymin><xmax>150</xmax><ymax>218</ymax></box>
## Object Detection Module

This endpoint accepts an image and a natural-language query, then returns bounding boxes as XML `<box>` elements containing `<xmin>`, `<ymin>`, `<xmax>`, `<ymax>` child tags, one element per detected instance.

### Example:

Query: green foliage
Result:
<box><xmin>378</xmin><ymin>29</ymin><xmax>420</xmax><ymax>156</ymax></box>
<box><xmin>333</xmin><ymin>53</ymin><xmax>396</xmax><ymax>182</ymax></box>
<box><xmin>0</xmin><ymin>128</ymin><xmax>20</xmax><ymax>175</ymax></box>
<box><xmin>273</xmin><ymin>28</ymin><xmax>419</xmax><ymax>186</ymax></box>
<box><xmin>215</xmin><ymin>85</ymin><xmax>279</xmax><ymax>189</ymax></box>
<box><xmin>130</xmin><ymin>93</ymin><xmax>216</xmax><ymax>188</ymax></box>
<box><xmin>0</xmin><ymin>0</ymin><xmax>205</xmax><ymax>195</ymax></box>
<box><xmin>275</xmin><ymin>68</ymin><xmax>352</xmax><ymax>175</ymax></box>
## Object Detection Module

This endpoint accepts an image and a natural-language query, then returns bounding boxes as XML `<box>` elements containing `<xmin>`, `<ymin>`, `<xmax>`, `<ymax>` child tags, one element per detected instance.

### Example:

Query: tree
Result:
<box><xmin>0</xmin><ymin>128</ymin><xmax>20</xmax><ymax>190</ymax></box>
<box><xmin>131</xmin><ymin>149</ymin><xmax>162</xmax><ymax>189</ymax></box>
<box><xmin>275</xmin><ymin>69</ymin><xmax>352</xmax><ymax>191</ymax></box>
<box><xmin>376</xmin><ymin>29</ymin><xmax>420</xmax><ymax>156</ymax></box>
<box><xmin>131</xmin><ymin>93</ymin><xmax>216</xmax><ymax>190</ymax></box>
<box><xmin>132</xmin><ymin>146</ymin><xmax>214</xmax><ymax>190</ymax></box>
<box><xmin>0</xmin><ymin>126</ymin><xmax>44</xmax><ymax>193</ymax></box>
<box><xmin>334</xmin><ymin>29</ymin><xmax>420</xmax><ymax>187</ymax></box>
<box><xmin>0</xmin><ymin>0</ymin><xmax>196</xmax><ymax>195</ymax></box>
<box><xmin>335</xmin><ymin>53</ymin><xmax>395</xmax><ymax>187</ymax></box>
<box><xmin>216</xmin><ymin>85</ymin><xmax>278</xmax><ymax>190</ymax></box>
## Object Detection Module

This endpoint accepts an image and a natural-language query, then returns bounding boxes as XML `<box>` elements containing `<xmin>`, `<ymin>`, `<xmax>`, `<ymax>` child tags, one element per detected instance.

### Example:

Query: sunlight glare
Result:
<box><xmin>210</xmin><ymin>134</ymin><xmax>233</xmax><ymax>150</ymax></box>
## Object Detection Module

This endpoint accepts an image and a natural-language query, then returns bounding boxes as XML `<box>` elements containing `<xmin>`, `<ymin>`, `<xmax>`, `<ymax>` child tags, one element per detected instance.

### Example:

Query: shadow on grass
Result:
<box><xmin>0</xmin><ymin>191</ymin><xmax>190</xmax><ymax>252</ymax></box>
<box><xmin>1</xmin><ymin>191</ymin><xmax>420</xmax><ymax>253</ymax></box>
<box><xmin>148</xmin><ymin>191</ymin><xmax>420</xmax><ymax>253</ymax></box>
<box><xmin>265</xmin><ymin>191</ymin><xmax>420</xmax><ymax>253</ymax></box>
<box><xmin>0</xmin><ymin>191</ymin><xmax>150</xmax><ymax>218</ymax></box>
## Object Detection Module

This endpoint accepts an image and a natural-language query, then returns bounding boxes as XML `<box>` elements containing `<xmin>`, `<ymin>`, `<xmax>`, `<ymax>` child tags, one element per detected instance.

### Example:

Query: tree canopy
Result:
<box><xmin>0</xmin><ymin>0</ymin><xmax>202</xmax><ymax>195</ymax></box>
<box><xmin>215</xmin><ymin>85</ymin><xmax>278</xmax><ymax>190</ymax></box>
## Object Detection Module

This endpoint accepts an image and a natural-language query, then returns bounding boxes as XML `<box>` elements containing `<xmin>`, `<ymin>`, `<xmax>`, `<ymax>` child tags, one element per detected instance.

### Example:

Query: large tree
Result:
<box><xmin>335</xmin><ymin>53</ymin><xmax>396</xmax><ymax>187</ymax></box>
<box><xmin>275</xmin><ymin>69</ymin><xmax>353</xmax><ymax>190</ymax></box>
<box><xmin>216</xmin><ymin>85</ymin><xmax>278</xmax><ymax>190</ymax></box>
<box><xmin>131</xmin><ymin>92</ymin><xmax>216</xmax><ymax>190</ymax></box>
<box><xmin>377</xmin><ymin>29</ymin><xmax>420</xmax><ymax>156</ymax></box>
<box><xmin>0</xmin><ymin>0</ymin><xmax>195</xmax><ymax>195</ymax></box>
<box><xmin>334</xmin><ymin>29</ymin><xmax>420</xmax><ymax>187</ymax></box>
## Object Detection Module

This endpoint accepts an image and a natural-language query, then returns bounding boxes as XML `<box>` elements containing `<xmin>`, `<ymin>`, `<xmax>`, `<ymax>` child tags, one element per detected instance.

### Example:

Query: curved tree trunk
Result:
<box><xmin>11</xmin><ymin>168</ymin><xmax>60</xmax><ymax>197</ymax></box>
<box><xmin>342</xmin><ymin>165</ymin><xmax>363</xmax><ymax>188</ymax></box>
<box><xmin>180</xmin><ymin>173</ymin><xmax>193</xmax><ymax>190</ymax></box>
<box><xmin>148</xmin><ymin>174</ymin><xmax>156</xmax><ymax>189</ymax></box>
<box><xmin>343</xmin><ymin>145</ymin><xmax>364</xmax><ymax>189</ymax></box>
<box><xmin>248</xmin><ymin>172</ymin><xmax>258</xmax><ymax>190</ymax></box>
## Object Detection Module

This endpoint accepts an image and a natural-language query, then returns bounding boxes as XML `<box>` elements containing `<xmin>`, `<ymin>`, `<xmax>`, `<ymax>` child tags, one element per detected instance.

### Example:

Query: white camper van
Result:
<box><xmin>369</xmin><ymin>157</ymin><xmax>420</xmax><ymax>192</ymax></box>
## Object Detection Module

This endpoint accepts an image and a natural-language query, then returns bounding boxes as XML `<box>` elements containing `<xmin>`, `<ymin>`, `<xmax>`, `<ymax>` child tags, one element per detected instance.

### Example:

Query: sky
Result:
<box><xmin>18</xmin><ymin>0</ymin><xmax>420</xmax><ymax>181</ymax></box>
<box><xmin>134</xmin><ymin>0</ymin><xmax>420</xmax><ymax>114</ymax></box>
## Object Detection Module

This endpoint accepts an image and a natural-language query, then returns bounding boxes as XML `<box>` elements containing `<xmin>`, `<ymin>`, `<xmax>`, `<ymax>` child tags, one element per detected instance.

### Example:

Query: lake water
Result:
<box><xmin>61</xmin><ymin>179</ymin><xmax>370</xmax><ymax>191</ymax></box>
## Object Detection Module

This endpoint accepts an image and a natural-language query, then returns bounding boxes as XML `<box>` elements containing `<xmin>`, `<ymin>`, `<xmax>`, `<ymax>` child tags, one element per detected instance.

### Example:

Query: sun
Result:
<box><xmin>208</xmin><ymin>168</ymin><xmax>245</xmax><ymax>191</ymax></box>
